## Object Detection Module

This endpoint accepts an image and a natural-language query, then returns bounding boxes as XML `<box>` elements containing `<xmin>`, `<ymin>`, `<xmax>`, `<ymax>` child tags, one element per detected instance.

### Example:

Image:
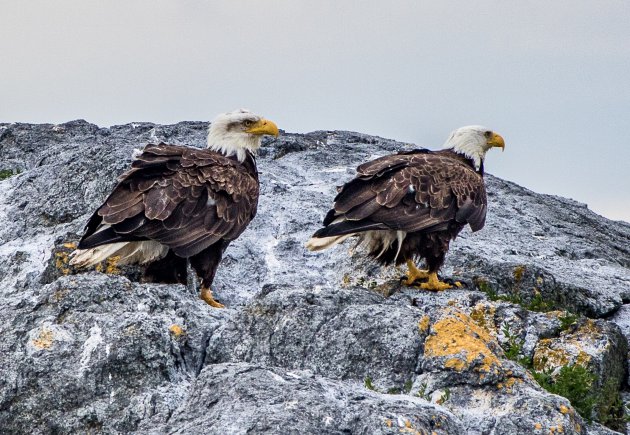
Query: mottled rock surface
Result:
<box><xmin>1</xmin><ymin>120</ymin><xmax>629</xmax><ymax>434</ymax></box>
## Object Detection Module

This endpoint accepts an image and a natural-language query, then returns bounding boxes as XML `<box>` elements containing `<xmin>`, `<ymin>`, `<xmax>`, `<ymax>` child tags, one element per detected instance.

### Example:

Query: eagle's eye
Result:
<box><xmin>243</xmin><ymin>120</ymin><xmax>254</xmax><ymax>128</ymax></box>
<box><xmin>484</xmin><ymin>130</ymin><xmax>492</xmax><ymax>138</ymax></box>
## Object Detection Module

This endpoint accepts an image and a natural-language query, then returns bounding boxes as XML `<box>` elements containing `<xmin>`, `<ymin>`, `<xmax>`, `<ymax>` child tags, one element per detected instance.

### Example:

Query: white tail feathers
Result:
<box><xmin>69</xmin><ymin>241</ymin><xmax>168</xmax><ymax>268</ymax></box>
<box><xmin>305</xmin><ymin>234</ymin><xmax>353</xmax><ymax>252</ymax></box>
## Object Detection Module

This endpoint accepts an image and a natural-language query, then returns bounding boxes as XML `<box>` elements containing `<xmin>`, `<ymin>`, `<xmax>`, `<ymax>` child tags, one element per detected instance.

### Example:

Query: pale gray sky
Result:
<box><xmin>2</xmin><ymin>0</ymin><xmax>629</xmax><ymax>222</ymax></box>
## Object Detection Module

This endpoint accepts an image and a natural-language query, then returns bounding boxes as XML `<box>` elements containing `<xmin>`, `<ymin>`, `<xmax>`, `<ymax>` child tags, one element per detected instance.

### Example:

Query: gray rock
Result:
<box><xmin>165</xmin><ymin>362</ymin><xmax>465</xmax><ymax>435</ymax></box>
<box><xmin>0</xmin><ymin>273</ymin><xmax>227</xmax><ymax>434</ymax></box>
<box><xmin>1</xmin><ymin>120</ymin><xmax>629</xmax><ymax>434</ymax></box>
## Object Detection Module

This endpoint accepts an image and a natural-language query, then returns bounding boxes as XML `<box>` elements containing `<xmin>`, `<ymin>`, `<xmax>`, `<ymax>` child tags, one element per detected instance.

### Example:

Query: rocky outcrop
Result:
<box><xmin>1</xmin><ymin>120</ymin><xmax>629</xmax><ymax>434</ymax></box>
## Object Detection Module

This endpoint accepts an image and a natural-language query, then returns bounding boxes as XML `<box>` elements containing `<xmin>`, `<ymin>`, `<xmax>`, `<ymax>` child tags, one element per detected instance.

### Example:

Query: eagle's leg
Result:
<box><xmin>419</xmin><ymin>272</ymin><xmax>453</xmax><ymax>291</ymax></box>
<box><xmin>403</xmin><ymin>259</ymin><xmax>429</xmax><ymax>285</ymax></box>
<box><xmin>142</xmin><ymin>250</ymin><xmax>188</xmax><ymax>284</ymax></box>
<box><xmin>200</xmin><ymin>286</ymin><xmax>225</xmax><ymax>308</ymax></box>
<box><xmin>190</xmin><ymin>242</ymin><xmax>227</xmax><ymax>308</ymax></box>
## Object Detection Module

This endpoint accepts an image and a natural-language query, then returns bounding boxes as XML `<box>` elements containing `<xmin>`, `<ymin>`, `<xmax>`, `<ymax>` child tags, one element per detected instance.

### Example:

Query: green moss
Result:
<box><xmin>597</xmin><ymin>378</ymin><xmax>629</xmax><ymax>431</ymax></box>
<box><xmin>526</xmin><ymin>292</ymin><xmax>555</xmax><ymax>312</ymax></box>
<box><xmin>403</xmin><ymin>380</ymin><xmax>413</xmax><ymax>394</ymax></box>
<box><xmin>558</xmin><ymin>312</ymin><xmax>578</xmax><ymax>331</ymax></box>
<box><xmin>501</xmin><ymin>322</ymin><xmax>523</xmax><ymax>361</ymax></box>
<box><xmin>438</xmin><ymin>388</ymin><xmax>451</xmax><ymax>405</ymax></box>
<box><xmin>417</xmin><ymin>382</ymin><xmax>431</xmax><ymax>400</ymax></box>
<box><xmin>365</xmin><ymin>377</ymin><xmax>414</xmax><ymax>395</ymax></box>
<box><xmin>475</xmin><ymin>278</ymin><xmax>522</xmax><ymax>304</ymax></box>
<box><xmin>0</xmin><ymin>169</ymin><xmax>20</xmax><ymax>180</ymax></box>
<box><xmin>533</xmin><ymin>364</ymin><xmax>597</xmax><ymax>422</ymax></box>
<box><xmin>364</xmin><ymin>376</ymin><xmax>375</xmax><ymax>391</ymax></box>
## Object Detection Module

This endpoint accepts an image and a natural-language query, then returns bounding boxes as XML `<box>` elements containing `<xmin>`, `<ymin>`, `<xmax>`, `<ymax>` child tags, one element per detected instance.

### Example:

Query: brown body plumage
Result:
<box><xmin>75</xmin><ymin>143</ymin><xmax>259</xmax><ymax>287</ymax></box>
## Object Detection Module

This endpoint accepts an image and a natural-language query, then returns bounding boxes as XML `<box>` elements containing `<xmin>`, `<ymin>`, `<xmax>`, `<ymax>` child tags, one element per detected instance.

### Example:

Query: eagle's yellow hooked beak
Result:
<box><xmin>487</xmin><ymin>132</ymin><xmax>505</xmax><ymax>151</ymax></box>
<box><xmin>246</xmin><ymin>119</ymin><xmax>279</xmax><ymax>137</ymax></box>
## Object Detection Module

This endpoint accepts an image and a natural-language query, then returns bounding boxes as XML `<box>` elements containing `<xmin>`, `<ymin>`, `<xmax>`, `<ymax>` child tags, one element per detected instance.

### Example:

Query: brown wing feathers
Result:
<box><xmin>316</xmin><ymin>151</ymin><xmax>487</xmax><ymax>238</ymax></box>
<box><xmin>78</xmin><ymin>143</ymin><xmax>259</xmax><ymax>258</ymax></box>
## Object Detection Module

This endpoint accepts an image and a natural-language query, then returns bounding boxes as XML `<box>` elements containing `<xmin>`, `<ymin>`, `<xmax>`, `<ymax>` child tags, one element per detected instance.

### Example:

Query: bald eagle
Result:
<box><xmin>70</xmin><ymin>109</ymin><xmax>279</xmax><ymax>307</ymax></box>
<box><xmin>306</xmin><ymin>126</ymin><xmax>504</xmax><ymax>291</ymax></box>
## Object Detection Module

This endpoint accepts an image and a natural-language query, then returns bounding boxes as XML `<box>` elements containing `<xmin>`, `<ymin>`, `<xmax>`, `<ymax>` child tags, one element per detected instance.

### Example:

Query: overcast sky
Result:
<box><xmin>2</xmin><ymin>1</ymin><xmax>629</xmax><ymax>222</ymax></box>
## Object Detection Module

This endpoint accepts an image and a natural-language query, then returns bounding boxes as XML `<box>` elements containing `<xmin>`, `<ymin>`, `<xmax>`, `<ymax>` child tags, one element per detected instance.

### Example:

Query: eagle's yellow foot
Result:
<box><xmin>200</xmin><ymin>286</ymin><xmax>225</xmax><ymax>308</ymax></box>
<box><xmin>419</xmin><ymin>272</ymin><xmax>453</xmax><ymax>291</ymax></box>
<box><xmin>403</xmin><ymin>260</ymin><xmax>429</xmax><ymax>285</ymax></box>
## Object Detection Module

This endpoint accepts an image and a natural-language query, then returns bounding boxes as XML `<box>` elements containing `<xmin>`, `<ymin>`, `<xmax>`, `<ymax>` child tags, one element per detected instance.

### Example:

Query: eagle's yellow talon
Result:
<box><xmin>418</xmin><ymin>272</ymin><xmax>452</xmax><ymax>291</ymax></box>
<box><xmin>200</xmin><ymin>286</ymin><xmax>225</xmax><ymax>308</ymax></box>
<box><xmin>403</xmin><ymin>260</ymin><xmax>429</xmax><ymax>285</ymax></box>
<box><xmin>454</xmin><ymin>281</ymin><xmax>463</xmax><ymax>288</ymax></box>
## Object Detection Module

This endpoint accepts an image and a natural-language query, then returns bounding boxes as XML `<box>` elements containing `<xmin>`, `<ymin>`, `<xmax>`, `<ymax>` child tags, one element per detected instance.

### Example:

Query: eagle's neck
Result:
<box><xmin>437</xmin><ymin>149</ymin><xmax>484</xmax><ymax>175</ymax></box>
<box><xmin>207</xmin><ymin>130</ymin><xmax>261</xmax><ymax>163</ymax></box>
<box><xmin>227</xmin><ymin>150</ymin><xmax>259</xmax><ymax>179</ymax></box>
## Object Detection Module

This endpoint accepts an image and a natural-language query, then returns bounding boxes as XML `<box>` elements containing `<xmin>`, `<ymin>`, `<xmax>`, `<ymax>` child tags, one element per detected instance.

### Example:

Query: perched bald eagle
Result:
<box><xmin>306</xmin><ymin>126</ymin><xmax>504</xmax><ymax>291</ymax></box>
<box><xmin>70</xmin><ymin>109</ymin><xmax>279</xmax><ymax>307</ymax></box>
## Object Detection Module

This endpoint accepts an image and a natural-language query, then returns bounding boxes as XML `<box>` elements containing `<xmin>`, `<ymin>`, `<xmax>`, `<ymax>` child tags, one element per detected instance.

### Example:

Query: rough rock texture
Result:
<box><xmin>165</xmin><ymin>363</ymin><xmax>464</xmax><ymax>434</ymax></box>
<box><xmin>1</xmin><ymin>120</ymin><xmax>630</xmax><ymax>434</ymax></box>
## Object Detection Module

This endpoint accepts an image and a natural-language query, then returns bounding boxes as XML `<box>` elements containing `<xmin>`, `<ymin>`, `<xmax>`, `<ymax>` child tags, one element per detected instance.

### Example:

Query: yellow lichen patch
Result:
<box><xmin>341</xmin><ymin>274</ymin><xmax>351</xmax><ymax>287</ymax></box>
<box><xmin>424</xmin><ymin>311</ymin><xmax>502</xmax><ymax>374</ymax></box>
<box><xmin>497</xmin><ymin>376</ymin><xmax>520</xmax><ymax>393</ymax></box>
<box><xmin>398</xmin><ymin>418</ymin><xmax>423</xmax><ymax>435</ymax></box>
<box><xmin>169</xmin><ymin>324</ymin><xmax>185</xmax><ymax>337</ymax></box>
<box><xmin>534</xmin><ymin>422</ymin><xmax>543</xmax><ymax>430</ymax></box>
<box><xmin>52</xmin><ymin>287</ymin><xmax>69</xmax><ymax>303</ymax></box>
<box><xmin>575</xmin><ymin>351</ymin><xmax>591</xmax><ymax>367</ymax></box>
<box><xmin>469</xmin><ymin>302</ymin><xmax>497</xmax><ymax>331</ymax></box>
<box><xmin>55</xmin><ymin>251</ymin><xmax>72</xmax><ymax>275</ymax></box>
<box><xmin>533</xmin><ymin>326</ymin><xmax>595</xmax><ymax>373</ymax></box>
<box><xmin>513</xmin><ymin>265</ymin><xmax>526</xmax><ymax>282</ymax></box>
<box><xmin>32</xmin><ymin>328</ymin><xmax>54</xmax><ymax>350</ymax></box>
<box><xmin>444</xmin><ymin>358</ymin><xmax>467</xmax><ymax>371</ymax></box>
<box><xmin>447</xmin><ymin>300</ymin><xmax>456</xmax><ymax>306</ymax></box>
<box><xmin>559</xmin><ymin>405</ymin><xmax>570</xmax><ymax>414</ymax></box>
<box><xmin>105</xmin><ymin>256</ymin><xmax>121</xmax><ymax>275</ymax></box>
<box><xmin>532</xmin><ymin>339</ymin><xmax>570</xmax><ymax>371</ymax></box>
<box><xmin>545</xmin><ymin>310</ymin><xmax>565</xmax><ymax>320</ymax></box>
<box><xmin>575</xmin><ymin>319</ymin><xmax>603</xmax><ymax>339</ymax></box>
<box><xmin>385</xmin><ymin>418</ymin><xmax>392</xmax><ymax>428</ymax></box>
<box><xmin>418</xmin><ymin>316</ymin><xmax>430</xmax><ymax>333</ymax></box>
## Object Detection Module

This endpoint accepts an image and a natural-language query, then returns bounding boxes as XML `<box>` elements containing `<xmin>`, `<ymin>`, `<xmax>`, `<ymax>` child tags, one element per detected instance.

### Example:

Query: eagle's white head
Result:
<box><xmin>443</xmin><ymin>125</ymin><xmax>505</xmax><ymax>169</ymax></box>
<box><xmin>207</xmin><ymin>109</ymin><xmax>279</xmax><ymax>162</ymax></box>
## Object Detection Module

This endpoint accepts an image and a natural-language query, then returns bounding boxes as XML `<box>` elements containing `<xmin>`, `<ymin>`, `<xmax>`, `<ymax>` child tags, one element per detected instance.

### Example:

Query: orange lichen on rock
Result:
<box><xmin>55</xmin><ymin>251</ymin><xmax>72</xmax><ymax>275</ymax></box>
<box><xmin>32</xmin><ymin>328</ymin><xmax>54</xmax><ymax>350</ymax></box>
<box><xmin>169</xmin><ymin>324</ymin><xmax>185</xmax><ymax>337</ymax></box>
<box><xmin>469</xmin><ymin>302</ymin><xmax>497</xmax><ymax>331</ymax></box>
<box><xmin>418</xmin><ymin>315</ymin><xmax>430</xmax><ymax>333</ymax></box>
<box><xmin>533</xmin><ymin>339</ymin><xmax>570</xmax><ymax>370</ymax></box>
<box><xmin>497</xmin><ymin>376</ymin><xmax>520</xmax><ymax>393</ymax></box>
<box><xmin>513</xmin><ymin>265</ymin><xmax>526</xmax><ymax>282</ymax></box>
<box><xmin>424</xmin><ymin>311</ymin><xmax>502</xmax><ymax>374</ymax></box>
<box><xmin>533</xmin><ymin>323</ymin><xmax>595</xmax><ymax>372</ymax></box>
